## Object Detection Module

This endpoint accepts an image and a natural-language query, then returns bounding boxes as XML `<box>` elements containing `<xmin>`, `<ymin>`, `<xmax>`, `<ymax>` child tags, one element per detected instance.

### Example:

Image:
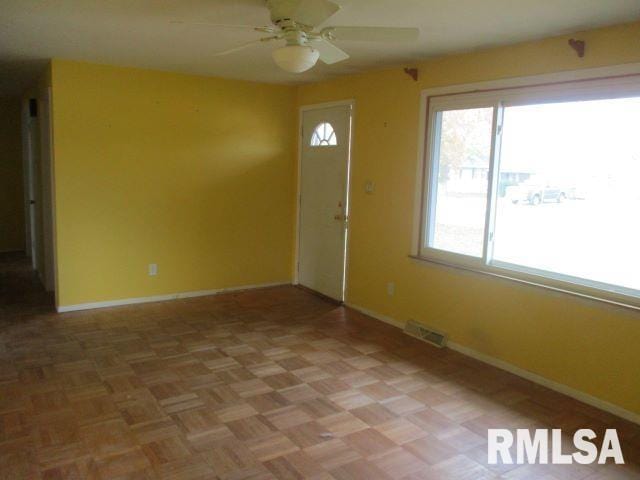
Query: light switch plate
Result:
<box><xmin>365</xmin><ymin>181</ymin><xmax>375</xmax><ymax>194</ymax></box>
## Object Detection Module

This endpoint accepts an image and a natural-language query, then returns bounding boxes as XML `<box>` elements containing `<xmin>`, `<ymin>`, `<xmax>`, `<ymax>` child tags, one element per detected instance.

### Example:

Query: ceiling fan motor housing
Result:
<box><xmin>284</xmin><ymin>29</ymin><xmax>310</xmax><ymax>46</ymax></box>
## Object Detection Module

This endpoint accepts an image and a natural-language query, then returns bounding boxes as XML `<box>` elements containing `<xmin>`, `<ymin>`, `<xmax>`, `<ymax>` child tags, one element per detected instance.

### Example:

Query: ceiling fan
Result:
<box><xmin>173</xmin><ymin>0</ymin><xmax>419</xmax><ymax>73</ymax></box>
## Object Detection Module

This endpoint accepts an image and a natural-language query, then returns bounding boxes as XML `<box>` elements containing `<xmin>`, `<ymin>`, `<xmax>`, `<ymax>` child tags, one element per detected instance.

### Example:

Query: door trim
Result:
<box><xmin>25</xmin><ymin>106</ymin><xmax>39</xmax><ymax>269</ymax></box>
<box><xmin>45</xmin><ymin>87</ymin><xmax>59</xmax><ymax>303</ymax></box>
<box><xmin>294</xmin><ymin>99</ymin><xmax>355</xmax><ymax>302</ymax></box>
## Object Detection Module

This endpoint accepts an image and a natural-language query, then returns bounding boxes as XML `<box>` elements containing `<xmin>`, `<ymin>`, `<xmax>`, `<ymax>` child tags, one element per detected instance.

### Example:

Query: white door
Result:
<box><xmin>298</xmin><ymin>104</ymin><xmax>352</xmax><ymax>301</ymax></box>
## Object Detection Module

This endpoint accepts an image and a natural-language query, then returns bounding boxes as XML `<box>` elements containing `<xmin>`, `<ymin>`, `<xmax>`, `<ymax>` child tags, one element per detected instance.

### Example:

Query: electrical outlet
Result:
<box><xmin>148</xmin><ymin>263</ymin><xmax>158</xmax><ymax>276</ymax></box>
<box><xmin>387</xmin><ymin>282</ymin><xmax>395</xmax><ymax>296</ymax></box>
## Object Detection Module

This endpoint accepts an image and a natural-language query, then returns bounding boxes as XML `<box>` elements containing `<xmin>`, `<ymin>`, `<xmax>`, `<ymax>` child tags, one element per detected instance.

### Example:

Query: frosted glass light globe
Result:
<box><xmin>272</xmin><ymin>45</ymin><xmax>320</xmax><ymax>73</ymax></box>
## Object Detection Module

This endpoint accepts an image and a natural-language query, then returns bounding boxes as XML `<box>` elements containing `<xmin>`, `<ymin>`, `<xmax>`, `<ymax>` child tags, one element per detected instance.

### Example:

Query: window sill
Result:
<box><xmin>408</xmin><ymin>254</ymin><xmax>640</xmax><ymax>313</ymax></box>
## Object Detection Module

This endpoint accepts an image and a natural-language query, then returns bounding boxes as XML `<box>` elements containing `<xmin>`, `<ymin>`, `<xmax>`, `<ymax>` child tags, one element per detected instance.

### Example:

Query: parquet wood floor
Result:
<box><xmin>1</xmin><ymin>254</ymin><xmax>639</xmax><ymax>479</ymax></box>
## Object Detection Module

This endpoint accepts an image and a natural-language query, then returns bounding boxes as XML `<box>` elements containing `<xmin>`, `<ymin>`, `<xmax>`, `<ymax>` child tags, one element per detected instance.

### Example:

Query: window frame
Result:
<box><xmin>415</xmin><ymin>68</ymin><xmax>640</xmax><ymax>310</ymax></box>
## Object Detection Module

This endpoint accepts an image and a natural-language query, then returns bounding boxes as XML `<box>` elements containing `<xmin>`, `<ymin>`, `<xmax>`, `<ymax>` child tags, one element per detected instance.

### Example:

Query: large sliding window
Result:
<box><xmin>419</xmin><ymin>76</ymin><xmax>640</xmax><ymax>307</ymax></box>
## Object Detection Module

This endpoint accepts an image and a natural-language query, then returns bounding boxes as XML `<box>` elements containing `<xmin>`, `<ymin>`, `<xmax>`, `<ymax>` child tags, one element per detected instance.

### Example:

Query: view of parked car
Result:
<box><xmin>506</xmin><ymin>177</ymin><xmax>573</xmax><ymax>205</ymax></box>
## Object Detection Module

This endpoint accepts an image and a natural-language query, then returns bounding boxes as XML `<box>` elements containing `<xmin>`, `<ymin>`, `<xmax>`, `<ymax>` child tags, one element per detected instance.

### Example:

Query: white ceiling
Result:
<box><xmin>1</xmin><ymin>0</ymin><xmax>639</xmax><ymax>95</ymax></box>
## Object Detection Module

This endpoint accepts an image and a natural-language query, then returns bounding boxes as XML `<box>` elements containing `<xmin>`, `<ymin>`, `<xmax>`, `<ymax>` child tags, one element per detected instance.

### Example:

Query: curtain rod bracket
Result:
<box><xmin>404</xmin><ymin>67</ymin><xmax>418</xmax><ymax>81</ymax></box>
<box><xmin>568</xmin><ymin>39</ymin><xmax>585</xmax><ymax>58</ymax></box>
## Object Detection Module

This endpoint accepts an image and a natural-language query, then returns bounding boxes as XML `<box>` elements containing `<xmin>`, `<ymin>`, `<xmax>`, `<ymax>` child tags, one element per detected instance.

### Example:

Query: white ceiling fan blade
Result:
<box><xmin>170</xmin><ymin>21</ymin><xmax>277</xmax><ymax>34</ymax></box>
<box><xmin>292</xmin><ymin>0</ymin><xmax>341</xmax><ymax>27</ymax></box>
<box><xmin>212</xmin><ymin>36</ymin><xmax>281</xmax><ymax>57</ymax></box>
<box><xmin>313</xmin><ymin>39</ymin><xmax>349</xmax><ymax>65</ymax></box>
<box><xmin>322</xmin><ymin>26</ymin><xmax>419</xmax><ymax>42</ymax></box>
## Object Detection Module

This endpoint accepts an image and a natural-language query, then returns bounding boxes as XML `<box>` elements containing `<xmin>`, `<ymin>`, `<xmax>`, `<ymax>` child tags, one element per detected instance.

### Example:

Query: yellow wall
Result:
<box><xmin>0</xmin><ymin>96</ymin><xmax>25</xmax><ymax>252</ymax></box>
<box><xmin>298</xmin><ymin>21</ymin><xmax>640</xmax><ymax>416</ymax></box>
<box><xmin>51</xmin><ymin>59</ymin><xmax>297</xmax><ymax>306</ymax></box>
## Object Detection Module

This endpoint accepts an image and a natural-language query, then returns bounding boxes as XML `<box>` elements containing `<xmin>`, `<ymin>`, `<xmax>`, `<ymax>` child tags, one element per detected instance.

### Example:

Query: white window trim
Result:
<box><xmin>412</xmin><ymin>63</ymin><xmax>640</xmax><ymax>311</ymax></box>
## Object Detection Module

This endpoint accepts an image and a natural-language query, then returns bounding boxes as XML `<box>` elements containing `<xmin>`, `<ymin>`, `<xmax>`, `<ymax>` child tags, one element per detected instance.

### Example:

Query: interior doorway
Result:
<box><xmin>22</xmin><ymin>90</ymin><xmax>56</xmax><ymax>295</ymax></box>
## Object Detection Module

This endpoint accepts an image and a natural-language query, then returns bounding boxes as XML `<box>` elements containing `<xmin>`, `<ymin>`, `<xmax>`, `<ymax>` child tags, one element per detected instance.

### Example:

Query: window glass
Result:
<box><xmin>429</xmin><ymin>107</ymin><xmax>494</xmax><ymax>257</ymax></box>
<box><xmin>311</xmin><ymin>122</ymin><xmax>337</xmax><ymax>146</ymax></box>
<box><xmin>493</xmin><ymin>97</ymin><xmax>640</xmax><ymax>290</ymax></box>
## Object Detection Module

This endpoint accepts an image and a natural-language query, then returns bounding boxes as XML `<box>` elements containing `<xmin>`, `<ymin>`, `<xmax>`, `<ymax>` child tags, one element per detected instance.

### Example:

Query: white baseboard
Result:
<box><xmin>345</xmin><ymin>303</ymin><xmax>405</xmax><ymax>328</ymax></box>
<box><xmin>57</xmin><ymin>282</ymin><xmax>290</xmax><ymax>313</ymax></box>
<box><xmin>345</xmin><ymin>302</ymin><xmax>640</xmax><ymax>426</ymax></box>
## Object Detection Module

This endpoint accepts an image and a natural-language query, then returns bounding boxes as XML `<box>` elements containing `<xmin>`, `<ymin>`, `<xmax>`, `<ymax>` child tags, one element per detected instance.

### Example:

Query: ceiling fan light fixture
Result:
<box><xmin>272</xmin><ymin>45</ymin><xmax>319</xmax><ymax>73</ymax></box>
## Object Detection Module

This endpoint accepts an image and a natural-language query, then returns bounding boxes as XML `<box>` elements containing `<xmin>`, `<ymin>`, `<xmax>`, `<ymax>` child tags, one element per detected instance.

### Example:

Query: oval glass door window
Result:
<box><xmin>310</xmin><ymin>122</ymin><xmax>337</xmax><ymax>146</ymax></box>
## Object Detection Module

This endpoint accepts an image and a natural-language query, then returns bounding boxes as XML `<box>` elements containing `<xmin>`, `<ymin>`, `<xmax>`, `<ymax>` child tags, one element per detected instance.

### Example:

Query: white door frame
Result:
<box><xmin>41</xmin><ymin>87</ymin><xmax>58</xmax><ymax>297</ymax></box>
<box><xmin>24</xmin><ymin>100</ymin><xmax>40</xmax><ymax>269</ymax></box>
<box><xmin>295</xmin><ymin>99</ymin><xmax>355</xmax><ymax>301</ymax></box>
<box><xmin>21</xmin><ymin>100</ymin><xmax>32</xmax><ymax>259</ymax></box>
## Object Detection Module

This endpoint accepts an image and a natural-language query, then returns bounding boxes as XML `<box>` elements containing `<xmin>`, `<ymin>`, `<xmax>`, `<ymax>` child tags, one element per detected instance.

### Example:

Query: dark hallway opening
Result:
<box><xmin>0</xmin><ymin>251</ymin><xmax>54</xmax><ymax>321</ymax></box>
